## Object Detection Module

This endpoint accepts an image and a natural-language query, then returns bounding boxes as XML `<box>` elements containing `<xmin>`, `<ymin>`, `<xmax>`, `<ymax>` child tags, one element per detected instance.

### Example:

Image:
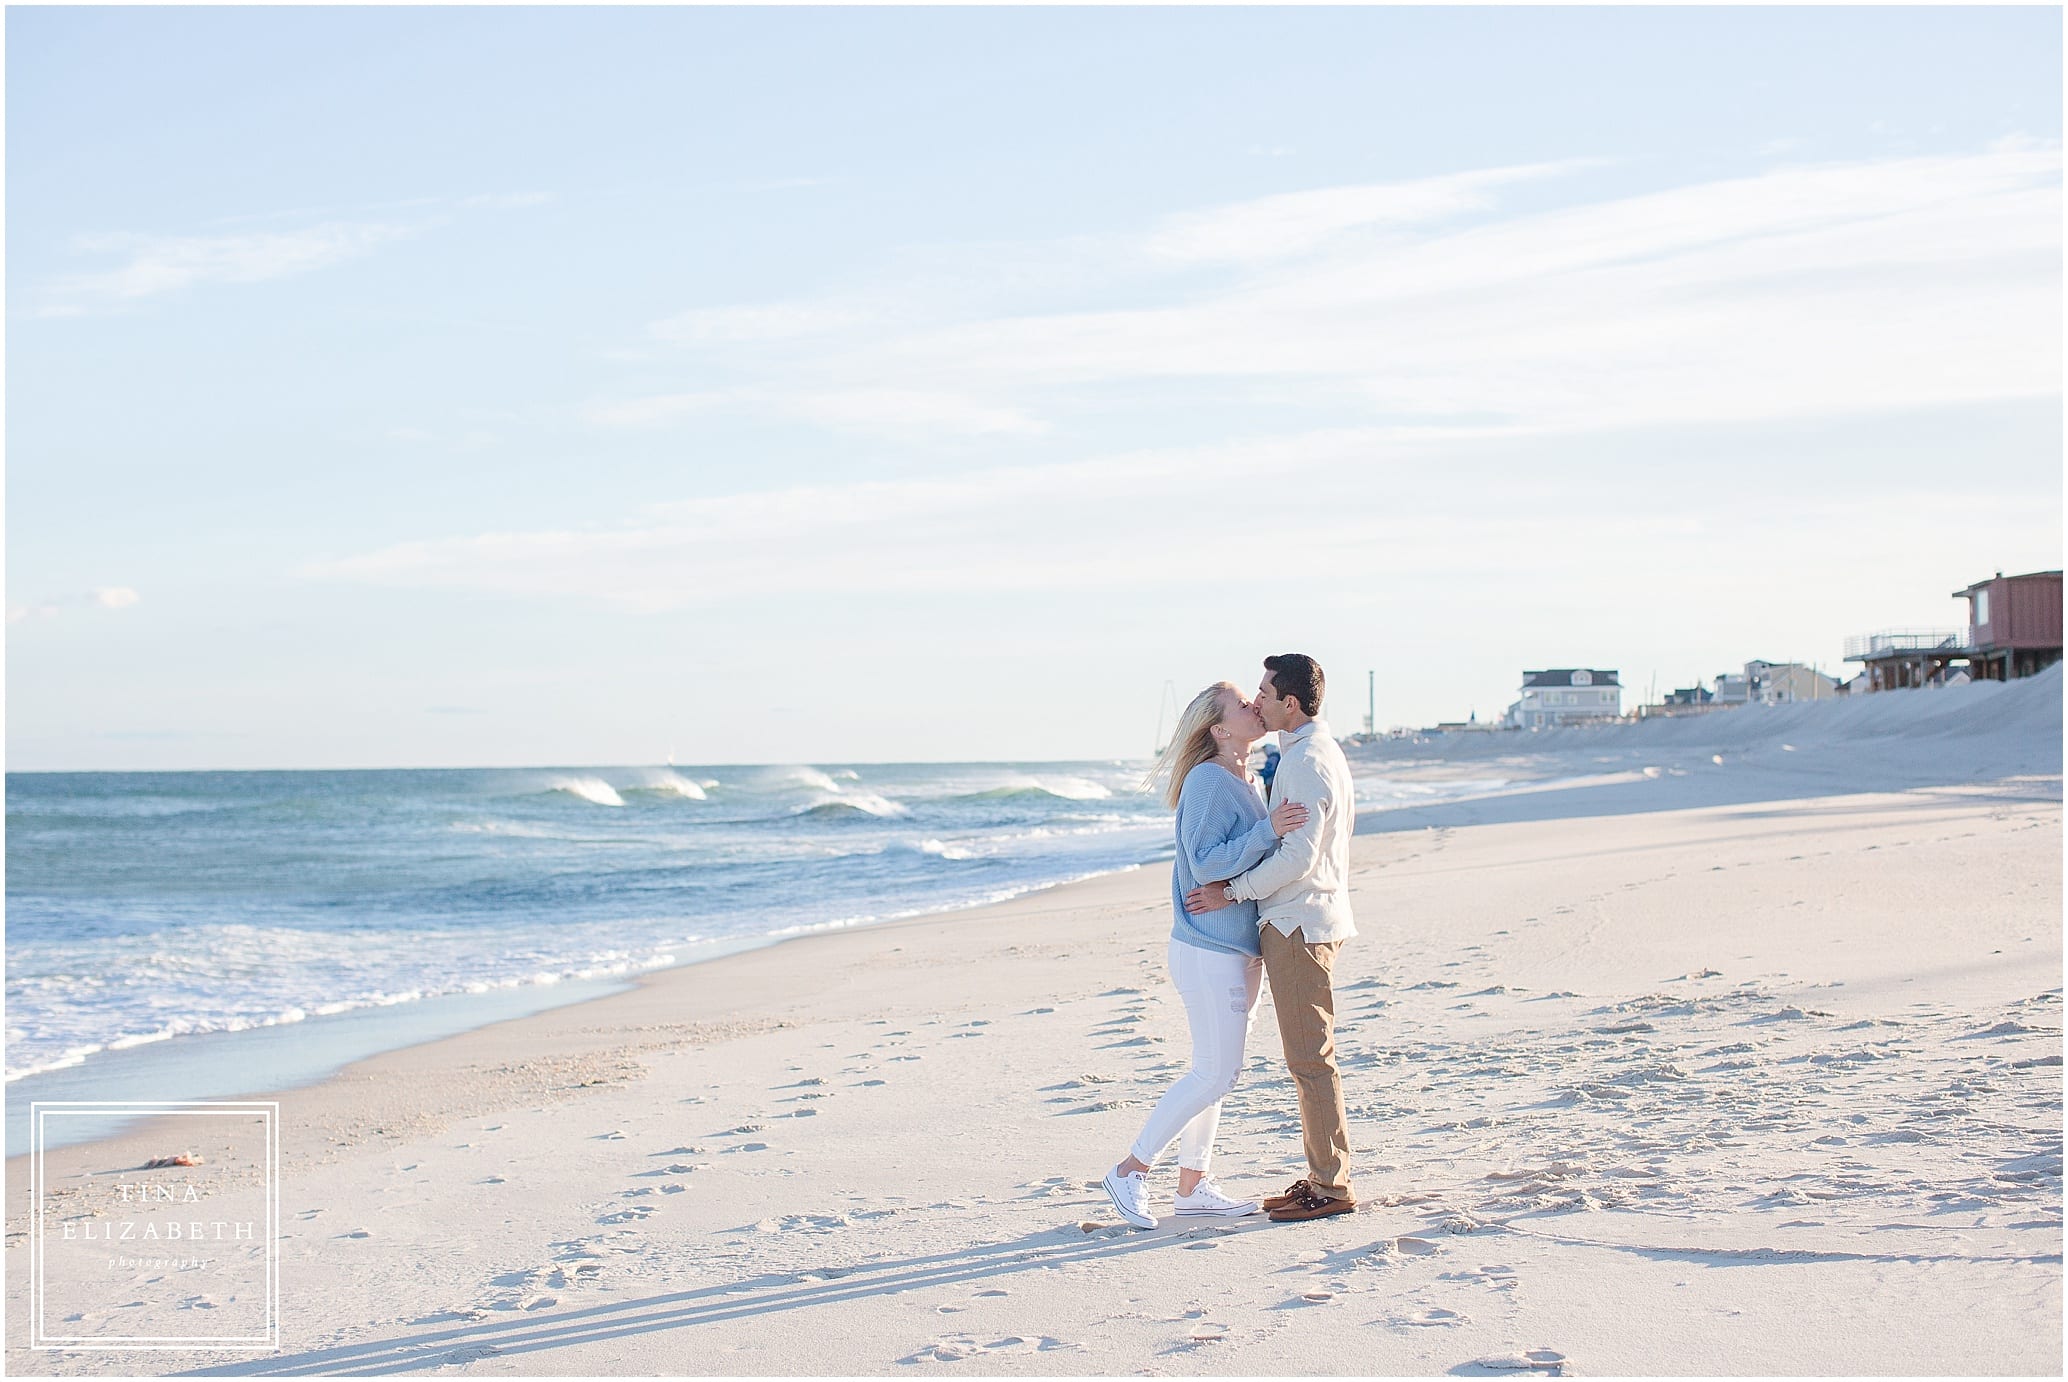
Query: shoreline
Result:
<box><xmin>4</xmin><ymin>859</ymin><xmax>1165</xmax><ymax>1181</ymax></box>
<box><xmin>4</xmin><ymin>849</ymin><xmax>1166</xmax><ymax>1160</ymax></box>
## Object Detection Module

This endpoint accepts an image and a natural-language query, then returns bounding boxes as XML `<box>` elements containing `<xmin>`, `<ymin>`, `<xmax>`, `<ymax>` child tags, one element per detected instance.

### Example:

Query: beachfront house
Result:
<box><xmin>1953</xmin><ymin>570</ymin><xmax>2063</xmax><ymax>682</ymax></box>
<box><xmin>1744</xmin><ymin>660</ymin><xmax>1840</xmax><ymax>704</ymax></box>
<box><xmin>1841</xmin><ymin>630</ymin><xmax>1965</xmax><ymax>692</ymax></box>
<box><xmin>1643</xmin><ymin>661</ymin><xmax>1823</xmax><ymax>718</ymax></box>
<box><xmin>1845</xmin><ymin>568</ymin><xmax>2063</xmax><ymax>692</ymax></box>
<box><xmin>1509</xmin><ymin>669</ymin><xmax>1622</xmax><ymax>729</ymax></box>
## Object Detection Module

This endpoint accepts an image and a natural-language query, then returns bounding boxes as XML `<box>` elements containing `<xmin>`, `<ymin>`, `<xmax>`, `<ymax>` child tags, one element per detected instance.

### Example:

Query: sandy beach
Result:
<box><xmin>7</xmin><ymin>679</ymin><xmax>2062</xmax><ymax>1376</ymax></box>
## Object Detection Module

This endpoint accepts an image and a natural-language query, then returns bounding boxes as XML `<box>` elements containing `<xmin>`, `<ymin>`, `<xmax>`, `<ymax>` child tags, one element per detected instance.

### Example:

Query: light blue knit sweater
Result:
<box><xmin>1169</xmin><ymin>762</ymin><xmax>1278</xmax><ymax>958</ymax></box>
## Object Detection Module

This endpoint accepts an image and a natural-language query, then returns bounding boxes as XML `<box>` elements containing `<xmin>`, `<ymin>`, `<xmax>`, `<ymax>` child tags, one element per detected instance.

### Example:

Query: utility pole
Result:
<box><xmin>1366</xmin><ymin>670</ymin><xmax>1376</xmax><ymax>736</ymax></box>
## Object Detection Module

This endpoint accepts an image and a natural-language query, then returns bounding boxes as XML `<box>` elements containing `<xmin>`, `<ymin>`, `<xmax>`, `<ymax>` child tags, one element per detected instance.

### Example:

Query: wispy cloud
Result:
<box><xmin>40</xmin><ymin>223</ymin><xmax>416</xmax><ymax>315</ymax></box>
<box><xmin>1142</xmin><ymin>158</ymin><xmax>1605</xmax><ymax>264</ymax></box>
<box><xmin>793</xmin><ymin>389</ymin><xmax>1044</xmax><ymax>438</ymax></box>
<box><xmin>457</xmin><ymin>191</ymin><xmax>553</xmax><ymax>210</ymax></box>
<box><xmin>306</xmin><ymin>420</ymin><xmax>2037</xmax><ymax>616</ymax></box>
<box><xmin>304</xmin><ymin>429</ymin><xmax>1367</xmax><ymax>609</ymax></box>
<box><xmin>9</xmin><ymin>586</ymin><xmax>141</xmax><ymax>624</ymax></box>
<box><xmin>608</xmin><ymin>140</ymin><xmax>2059</xmax><ymax>441</ymax></box>
<box><xmin>648</xmin><ymin>302</ymin><xmax>864</xmax><ymax>345</ymax></box>
<box><xmin>583</xmin><ymin>391</ymin><xmax>730</xmax><ymax>428</ymax></box>
<box><xmin>584</xmin><ymin>384</ymin><xmax>1041</xmax><ymax>438</ymax></box>
<box><xmin>38</xmin><ymin>191</ymin><xmax>551</xmax><ymax>316</ymax></box>
<box><xmin>387</xmin><ymin>140</ymin><xmax>2061</xmax><ymax>615</ymax></box>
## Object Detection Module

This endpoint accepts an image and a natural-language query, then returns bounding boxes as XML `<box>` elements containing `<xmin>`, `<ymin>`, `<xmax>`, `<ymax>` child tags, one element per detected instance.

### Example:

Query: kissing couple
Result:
<box><xmin>1101</xmin><ymin>652</ymin><xmax>1357</xmax><ymax>1229</ymax></box>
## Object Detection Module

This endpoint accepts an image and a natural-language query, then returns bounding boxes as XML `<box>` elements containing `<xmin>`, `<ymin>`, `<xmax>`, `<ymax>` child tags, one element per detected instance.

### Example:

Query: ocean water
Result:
<box><xmin>4</xmin><ymin>762</ymin><xmax>1169</xmax><ymax>1113</ymax></box>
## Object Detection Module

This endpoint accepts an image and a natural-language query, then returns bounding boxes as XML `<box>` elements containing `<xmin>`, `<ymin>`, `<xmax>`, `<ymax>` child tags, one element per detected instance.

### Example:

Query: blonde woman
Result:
<box><xmin>1101</xmin><ymin>682</ymin><xmax>1308</xmax><ymax>1229</ymax></box>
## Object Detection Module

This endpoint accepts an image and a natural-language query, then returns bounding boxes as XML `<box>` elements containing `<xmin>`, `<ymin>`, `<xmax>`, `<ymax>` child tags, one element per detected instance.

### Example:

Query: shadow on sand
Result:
<box><xmin>173</xmin><ymin>1219</ymin><xmax>1271</xmax><ymax>1376</ymax></box>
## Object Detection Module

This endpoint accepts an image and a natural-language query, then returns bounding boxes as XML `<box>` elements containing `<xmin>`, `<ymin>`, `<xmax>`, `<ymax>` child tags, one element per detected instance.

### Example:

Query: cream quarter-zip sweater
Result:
<box><xmin>1227</xmin><ymin>718</ymin><xmax>1358</xmax><ymax>943</ymax></box>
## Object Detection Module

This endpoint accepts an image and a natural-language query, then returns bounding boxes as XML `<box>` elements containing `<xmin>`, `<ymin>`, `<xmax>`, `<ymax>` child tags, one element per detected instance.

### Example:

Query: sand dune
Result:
<box><xmin>1352</xmin><ymin>664</ymin><xmax>2061</xmax><ymax>832</ymax></box>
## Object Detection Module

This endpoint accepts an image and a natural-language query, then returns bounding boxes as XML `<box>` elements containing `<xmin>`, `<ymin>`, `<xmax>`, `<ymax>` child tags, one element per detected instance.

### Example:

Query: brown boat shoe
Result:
<box><xmin>1261</xmin><ymin>1178</ymin><xmax>1314</xmax><ymax>1213</ymax></box>
<box><xmin>1266</xmin><ymin>1187</ymin><xmax>1357</xmax><ymax>1223</ymax></box>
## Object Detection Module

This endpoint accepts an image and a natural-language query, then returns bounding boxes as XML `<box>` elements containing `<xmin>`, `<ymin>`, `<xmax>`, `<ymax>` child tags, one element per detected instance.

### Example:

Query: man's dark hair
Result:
<box><xmin>1263</xmin><ymin>653</ymin><xmax>1325</xmax><ymax>716</ymax></box>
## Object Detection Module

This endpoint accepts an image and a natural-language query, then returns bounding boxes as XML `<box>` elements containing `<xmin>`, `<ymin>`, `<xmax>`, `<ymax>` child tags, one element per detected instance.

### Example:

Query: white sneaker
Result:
<box><xmin>1172</xmin><ymin>1178</ymin><xmax>1259</xmax><ymax>1218</ymax></box>
<box><xmin>1102</xmin><ymin>1167</ymin><xmax>1157</xmax><ymax>1229</ymax></box>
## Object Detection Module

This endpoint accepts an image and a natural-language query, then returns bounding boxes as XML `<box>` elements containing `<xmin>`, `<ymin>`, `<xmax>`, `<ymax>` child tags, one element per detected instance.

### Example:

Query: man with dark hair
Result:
<box><xmin>1185</xmin><ymin>652</ymin><xmax>1358</xmax><ymax>1221</ymax></box>
<box><xmin>1262</xmin><ymin>652</ymin><xmax>1325</xmax><ymax>718</ymax></box>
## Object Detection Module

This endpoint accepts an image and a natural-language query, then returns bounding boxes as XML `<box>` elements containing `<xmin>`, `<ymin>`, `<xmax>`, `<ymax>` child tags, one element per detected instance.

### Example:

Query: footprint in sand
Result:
<box><xmin>1440</xmin><ymin>1265</ymin><xmax>1519</xmax><ymax>1292</ymax></box>
<box><xmin>435</xmin><ymin>1343</ymin><xmax>503</xmax><ymax>1365</ymax></box>
<box><xmin>1459</xmin><ymin>1348</ymin><xmax>1568</xmax><ymax>1374</ymax></box>
<box><xmin>904</xmin><ymin>1334</ymin><xmax>1076</xmax><ymax>1363</ymax></box>
<box><xmin>753</xmin><ymin>1213</ymin><xmax>850</xmax><ymax>1234</ymax></box>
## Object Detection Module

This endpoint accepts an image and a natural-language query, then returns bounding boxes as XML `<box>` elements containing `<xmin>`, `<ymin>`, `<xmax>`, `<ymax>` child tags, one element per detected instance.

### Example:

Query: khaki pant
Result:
<box><xmin>1259</xmin><ymin>924</ymin><xmax>1352</xmax><ymax>1199</ymax></box>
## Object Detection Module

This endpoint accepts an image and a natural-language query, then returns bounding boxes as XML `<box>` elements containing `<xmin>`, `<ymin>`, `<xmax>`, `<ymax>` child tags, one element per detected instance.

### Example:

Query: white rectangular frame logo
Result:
<box><xmin>29</xmin><ymin>1100</ymin><xmax>280</xmax><ymax>1351</ymax></box>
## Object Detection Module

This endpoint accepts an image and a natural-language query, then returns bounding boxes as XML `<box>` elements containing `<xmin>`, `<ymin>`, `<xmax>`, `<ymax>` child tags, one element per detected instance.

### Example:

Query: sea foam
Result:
<box><xmin>549</xmin><ymin>776</ymin><xmax>626</xmax><ymax>807</ymax></box>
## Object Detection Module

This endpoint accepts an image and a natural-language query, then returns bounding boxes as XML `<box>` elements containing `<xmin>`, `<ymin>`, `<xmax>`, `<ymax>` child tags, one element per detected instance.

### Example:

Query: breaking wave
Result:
<box><xmin>792</xmin><ymin>792</ymin><xmax>910</xmax><ymax>819</ymax></box>
<box><xmin>546</xmin><ymin>776</ymin><xmax>625</xmax><ymax>807</ymax></box>
<box><xmin>623</xmin><ymin>771</ymin><xmax>708</xmax><ymax>801</ymax></box>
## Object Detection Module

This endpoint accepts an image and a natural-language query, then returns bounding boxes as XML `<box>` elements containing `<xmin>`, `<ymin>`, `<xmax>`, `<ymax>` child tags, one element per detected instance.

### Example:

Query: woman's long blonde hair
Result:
<box><xmin>1142</xmin><ymin>681</ymin><xmax>1241</xmax><ymax>810</ymax></box>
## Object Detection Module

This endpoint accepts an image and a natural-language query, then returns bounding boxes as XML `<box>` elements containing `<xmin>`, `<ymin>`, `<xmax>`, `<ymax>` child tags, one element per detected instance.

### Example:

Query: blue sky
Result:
<box><xmin>7</xmin><ymin>6</ymin><xmax>2061</xmax><ymax>769</ymax></box>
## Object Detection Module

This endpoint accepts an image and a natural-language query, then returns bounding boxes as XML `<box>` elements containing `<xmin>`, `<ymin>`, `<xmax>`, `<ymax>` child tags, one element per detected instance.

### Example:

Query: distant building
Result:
<box><xmin>1509</xmin><ymin>669</ymin><xmax>1622</xmax><ymax>729</ymax></box>
<box><xmin>1953</xmin><ymin>570</ymin><xmax>2062</xmax><ymax>682</ymax></box>
<box><xmin>1744</xmin><ymin>660</ymin><xmax>1840</xmax><ymax>704</ymax></box>
<box><xmin>1643</xmin><ymin>661</ymin><xmax>1831</xmax><ymax>718</ymax></box>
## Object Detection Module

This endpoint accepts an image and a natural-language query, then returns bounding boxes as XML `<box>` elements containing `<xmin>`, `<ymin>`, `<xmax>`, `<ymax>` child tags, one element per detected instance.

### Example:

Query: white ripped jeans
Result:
<box><xmin>1127</xmin><ymin>938</ymin><xmax>1266</xmax><ymax>1174</ymax></box>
